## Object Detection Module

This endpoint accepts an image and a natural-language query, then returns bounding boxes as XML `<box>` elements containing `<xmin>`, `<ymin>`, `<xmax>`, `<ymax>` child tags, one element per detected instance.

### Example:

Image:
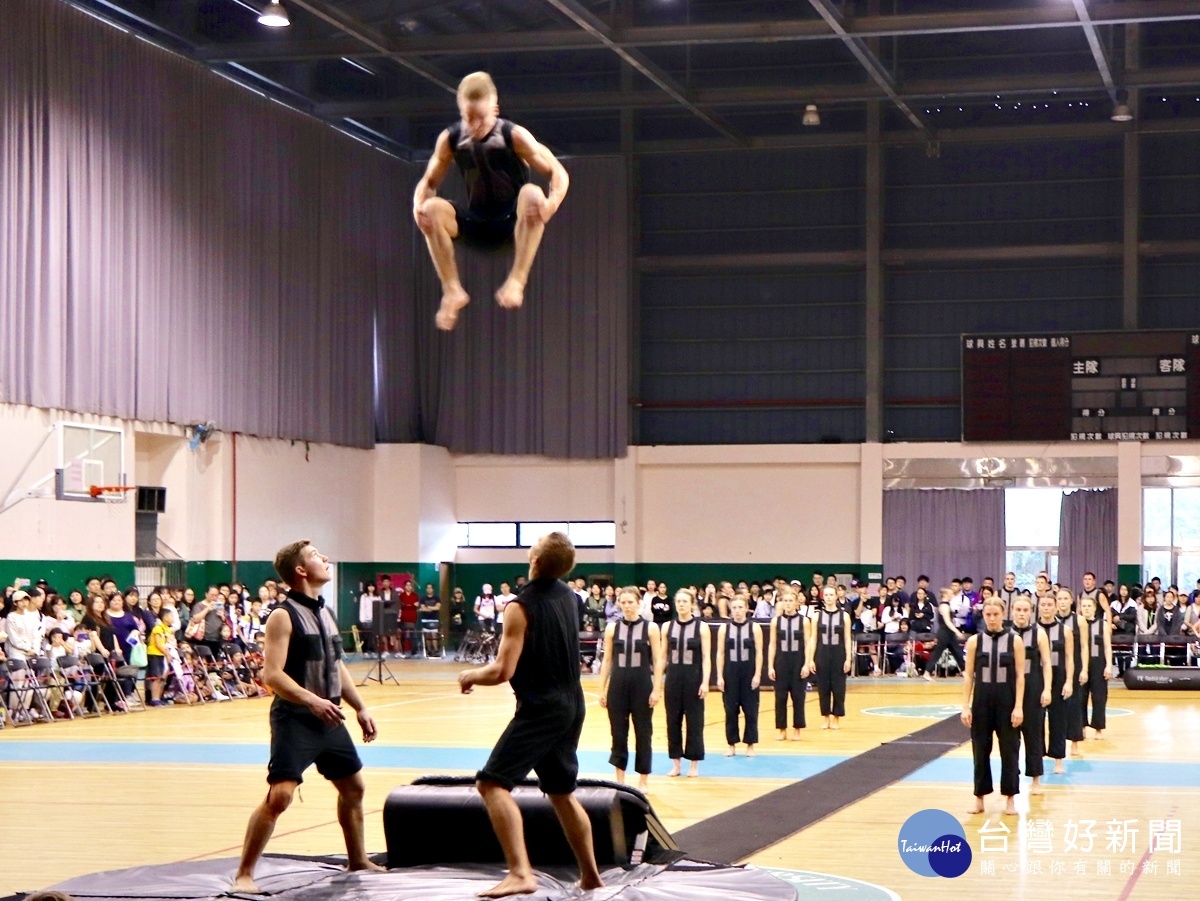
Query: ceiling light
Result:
<box><xmin>258</xmin><ymin>0</ymin><xmax>289</xmax><ymax>27</ymax></box>
<box><xmin>1111</xmin><ymin>89</ymin><xmax>1133</xmax><ymax>122</ymax></box>
<box><xmin>802</xmin><ymin>104</ymin><xmax>820</xmax><ymax>127</ymax></box>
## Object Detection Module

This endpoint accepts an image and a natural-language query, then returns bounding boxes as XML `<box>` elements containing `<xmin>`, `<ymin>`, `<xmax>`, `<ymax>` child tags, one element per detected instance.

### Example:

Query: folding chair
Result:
<box><xmin>84</xmin><ymin>653</ymin><xmax>130</xmax><ymax>713</ymax></box>
<box><xmin>4</xmin><ymin>659</ymin><xmax>53</xmax><ymax>724</ymax></box>
<box><xmin>55</xmin><ymin>655</ymin><xmax>93</xmax><ymax>718</ymax></box>
<box><xmin>30</xmin><ymin>657</ymin><xmax>72</xmax><ymax>720</ymax></box>
<box><xmin>194</xmin><ymin>645</ymin><xmax>230</xmax><ymax>700</ymax></box>
<box><xmin>420</xmin><ymin>624</ymin><xmax>444</xmax><ymax>659</ymax></box>
<box><xmin>116</xmin><ymin>663</ymin><xmax>146</xmax><ymax>711</ymax></box>
<box><xmin>163</xmin><ymin>649</ymin><xmax>203</xmax><ymax>706</ymax></box>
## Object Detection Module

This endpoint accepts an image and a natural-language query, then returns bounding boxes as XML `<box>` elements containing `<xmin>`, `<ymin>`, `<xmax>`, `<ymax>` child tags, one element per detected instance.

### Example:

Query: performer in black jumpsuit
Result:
<box><xmin>663</xmin><ymin>589</ymin><xmax>711</xmax><ymax>777</ymax></box>
<box><xmin>1009</xmin><ymin>595</ymin><xmax>1052</xmax><ymax>795</ymax></box>
<box><xmin>598</xmin><ymin>587</ymin><xmax>662</xmax><ymax>791</ymax></box>
<box><xmin>716</xmin><ymin>596</ymin><xmax>763</xmax><ymax>756</ymax></box>
<box><xmin>962</xmin><ymin>598</ymin><xmax>1025</xmax><ymax>816</ymax></box>
<box><xmin>769</xmin><ymin>588</ymin><xmax>808</xmax><ymax>740</ymax></box>
<box><xmin>1037</xmin><ymin>592</ymin><xmax>1075</xmax><ymax>775</ymax></box>
<box><xmin>1056</xmin><ymin>588</ymin><xmax>1089</xmax><ymax>760</ymax></box>
<box><xmin>1078</xmin><ymin>594</ymin><xmax>1112</xmax><ymax>739</ymax></box>
<box><xmin>805</xmin><ymin>586</ymin><xmax>853</xmax><ymax>729</ymax></box>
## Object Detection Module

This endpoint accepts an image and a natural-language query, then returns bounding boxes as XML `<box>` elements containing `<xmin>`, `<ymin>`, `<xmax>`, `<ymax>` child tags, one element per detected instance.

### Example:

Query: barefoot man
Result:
<box><xmin>414</xmin><ymin>71</ymin><xmax>570</xmax><ymax>331</ymax></box>
<box><xmin>232</xmin><ymin>541</ymin><xmax>384</xmax><ymax>892</ymax></box>
<box><xmin>459</xmin><ymin>531</ymin><xmax>604</xmax><ymax>897</ymax></box>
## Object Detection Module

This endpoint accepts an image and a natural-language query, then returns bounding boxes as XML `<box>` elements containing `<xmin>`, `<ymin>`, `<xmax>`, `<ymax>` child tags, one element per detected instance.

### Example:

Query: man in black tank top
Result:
<box><xmin>233</xmin><ymin>541</ymin><xmax>382</xmax><ymax>893</ymax></box>
<box><xmin>459</xmin><ymin>532</ymin><xmax>603</xmax><ymax>898</ymax></box>
<box><xmin>413</xmin><ymin>71</ymin><xmax>571</xmax><ymax>331</ymax></box>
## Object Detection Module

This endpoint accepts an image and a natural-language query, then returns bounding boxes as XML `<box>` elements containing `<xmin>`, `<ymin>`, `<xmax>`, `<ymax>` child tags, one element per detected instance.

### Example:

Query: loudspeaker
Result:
<box><xmin>136</xmin><ymin>486</ymin><xmax>166</xmax><ymax>513</ymax></box>
<box><xmin>384</xmin><ymin>777</ymin><xmax>679</xmax><ymax>869</ymax></box>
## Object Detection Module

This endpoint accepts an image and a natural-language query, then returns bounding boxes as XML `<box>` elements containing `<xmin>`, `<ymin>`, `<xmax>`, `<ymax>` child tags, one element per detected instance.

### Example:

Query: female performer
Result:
<box><xmin>1056</xmin><ymin>588</ymin><xmax>1089</xmax><ymax>759</ymax></box>
<box><xmin>1038</xmin><ymin>592</ymin><xmax>1075</xmax><ymax>775</ymax></box>
<box><xmin>805</xmin><ymin>585</ymin><xmax>853</xmax><ymax>730</ymax></box>
<box><xmin>716</xmin><ymin>596</ymin><xmax>763</xmax><ymax>756</ymax></box>
<box><xmin>768</xmin><ymin>588</ymin><xmax>808</xmax><ymax>740</ymax></box>
<box><xmin>961</xmin><ymin>597</ymin><xmax>1025</xmax><ymax>815</ymax></box>
<box><xmin>1078</xmin><ymin>594</ymin><xmax>1112</xmax><ymax>740</ymax></box>
<box><xmin>663</xmin><ymin>589</ymin><xmax>710</xmax><ymax>777</ymax></box>
<box><xmin>1009</xmin><ymin>594</ymin><xmax>1051</xmax><ymax>794</ymax></box>
<box><xmin>598</xmin><ymin>587</ymin><xmax>663</xmax><ymax>790</ymax></box>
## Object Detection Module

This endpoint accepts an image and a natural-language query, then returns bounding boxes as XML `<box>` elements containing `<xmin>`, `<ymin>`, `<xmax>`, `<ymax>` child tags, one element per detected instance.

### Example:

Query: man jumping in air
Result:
<box><xmin>413</xmin><ymin>72</ymin><xmax>569</xmax><ymax>331</ymax></box>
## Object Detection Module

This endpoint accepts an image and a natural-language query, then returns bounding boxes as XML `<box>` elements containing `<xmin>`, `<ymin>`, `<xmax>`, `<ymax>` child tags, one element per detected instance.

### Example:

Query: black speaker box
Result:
<box><xmin>384</xmin><ymin>777</ymin><xmax>679</xmax><ymax>869</ymax></box>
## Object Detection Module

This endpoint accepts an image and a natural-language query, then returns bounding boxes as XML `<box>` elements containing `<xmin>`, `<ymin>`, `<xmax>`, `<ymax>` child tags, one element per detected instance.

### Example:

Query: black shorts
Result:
<box><xmin>452</xmin><ymin>202</ymin><xmax>517</xmax><ymax>252</ymax></box>
<box><xmin>477</xmin><ymin>691</ymin><xmax>585</xmax><ymax>795</ymax></box>
<box><xmin>146</xmin><ymin>655</ymin><xmax>165</xmax><ymax>680</ymax></box>
<box><xmin>267</xmin><ymin>701</ymin><xmax>362</xmax><ymax>785</ymax></box>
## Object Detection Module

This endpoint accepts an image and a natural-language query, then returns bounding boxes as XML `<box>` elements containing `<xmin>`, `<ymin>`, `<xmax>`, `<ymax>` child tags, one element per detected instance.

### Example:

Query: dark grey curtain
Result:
<box><xmin>1</xmin><ymin>0</ymin><xmax>412</xmax><ymax>448</ymax></box>
<box><xmin>376</xmin><ymin>156</ymin><xmax>630</xmax><ymax>458</ymax></box>
<box><xmin>1058</xmin><ymin>488</ymin><xmax>1118</xmax><ymax>588</ymax></box>
<box><xmin>883</xmin><ymin>489</ymin><xmax>1006</xmax><ymax>592</ymax></box>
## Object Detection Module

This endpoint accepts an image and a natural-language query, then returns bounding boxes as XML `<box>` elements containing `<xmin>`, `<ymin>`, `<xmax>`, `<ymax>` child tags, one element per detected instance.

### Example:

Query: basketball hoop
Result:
<box><xmin>89</xmin><ymin>485</ymin><xmax>135</xmax><ymax>505</ymax></box>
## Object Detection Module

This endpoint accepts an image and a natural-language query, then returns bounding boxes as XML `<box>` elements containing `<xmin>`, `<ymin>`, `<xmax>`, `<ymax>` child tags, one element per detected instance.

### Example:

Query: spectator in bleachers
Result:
<box><xmin>908</xmin><ymin>587</ymin><xmax>935</xmax><ymax>632</ymax></box>
<box><xmin>448</xmin><ymin>587</ymin><xmax>467</xmax><ymax>648</ymax></box>
<box><xmin>650</xmin><ymin>583</ymin><xmax>673</xmax><ymax>625</ymax></box>
<box><xmin>1137</xmin><ymin>588</ymin><xmax>1158</xmax><ymax>634</ymax></box>
<box><xmin>752</xmin><ymin>585</ymin><xmax>775</xmax><ymax>623</ymax></box>
<box><xmin>146</xmin><ymin>610</ymin><xmax>174</xmax><ymax>706</ymax></box>
<box><xmin>603</xmin><ymin>584</ymin><xmax>620</xmax><ymax>623</ymax></box>
<box><xmin>495</xmin><ymin>581</ymin><xmax>517</xmax><ymax>640</ymax></box>
<box><xmin>107</xmin><ymin>592</ymin><xmax>141</xmax><ymax>660</ymax></box>
<box><xmin>640</xmin><ymin>579</ymin><xmax>658</xmax><ymax>620</ymax></box>
<box><xmin>67</xmin><ymin>589</ymin><xmax>87</xmax><ymax>623</ymax></box>
<box><xmin>358</xmin><ymin>582</ymin><xmax>378</xmax><ymax>651</ymax></box>
<box><xmin>4</xmin><ymin>590</ymin><xmax>42</xmax><ymax>661</ymax></box>
<box><xmin>583</xmin><ymin>584</ymin><xmax>605</xmax><ymax>630</ymax></box>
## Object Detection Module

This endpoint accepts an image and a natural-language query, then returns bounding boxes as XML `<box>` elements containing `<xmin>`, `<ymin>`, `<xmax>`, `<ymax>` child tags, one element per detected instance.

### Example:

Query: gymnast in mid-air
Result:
<box><xmin>413</xmin><ymin>71</ymin><xmax>570</xmax><ymax>331</ymax></box>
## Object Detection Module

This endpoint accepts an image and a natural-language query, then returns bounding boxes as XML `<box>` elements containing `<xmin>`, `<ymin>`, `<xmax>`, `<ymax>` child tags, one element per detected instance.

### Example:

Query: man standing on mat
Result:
<box><xmin>458</xmin><ymin>531</ymin><xmax>604</xmax><ymax>898</ymax></box>
<box><xmin>232</xmin><ymin>540</ymin><xmax>383</xmax><ymax>893</ymax></box>
<box><xmin>413</xmin><ymin>71</ymin><xmax>570</xmax><ymax>331</ymax></box>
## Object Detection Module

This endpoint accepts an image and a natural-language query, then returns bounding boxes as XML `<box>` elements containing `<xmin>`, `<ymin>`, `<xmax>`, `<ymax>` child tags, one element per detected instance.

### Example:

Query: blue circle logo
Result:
<box><xmin>897</xmin><ymin>809</ymin><xmax>972</xmax><ymax>878</ymax></box>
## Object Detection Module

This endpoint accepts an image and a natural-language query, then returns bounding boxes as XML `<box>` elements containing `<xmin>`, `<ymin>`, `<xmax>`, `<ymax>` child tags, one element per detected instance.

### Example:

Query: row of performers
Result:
<box><xmin>597</xmin><ymin>586</ymin><xmax>1113</xmax><ymax>799</ymax></box>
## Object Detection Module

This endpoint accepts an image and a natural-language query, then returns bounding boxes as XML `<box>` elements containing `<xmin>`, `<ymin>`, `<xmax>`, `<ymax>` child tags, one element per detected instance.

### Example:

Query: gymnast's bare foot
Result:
<box><xmin>435</xmin><ymin>285</ymin><xmax>470</xmax><ymax>331</ymax></box>
<box><xmin>578</xmin><ymin>874</ymin><xmax>605</xmax><ymax>891</ymax></box>
<box><xmin>479</xmin><ymin>872</ymin><xmax>539</xmax><ymax>897</ymax></box>
<box><xmin>230</xmin><ymin>874</ymin><xmax>262</xmax><ymax>893</ymax></box>
<box><xmin>667</xmin><ymin>764</ymin><xmax>682</xmax><ymax>777</ymax></box>
<box><xmin>790</xmin><ymin>729</ymin><xmax>802</xmax><ymax>741</ymax></box>
<box><xmin>1029</xmin><ymin>777</ymin><xmax>1043</xmax><ymax>796</ymax></box>
<box><xmin>687</xmin><ymin>763</ymin><xmax>700</xmax><ymax>777</ymax></box>
<box><xmin>1053</xmin><ymin>760</ymin><xmax>1065</xmax><ymax>775</ymax></box>
<box><xmin>348</xmin><ymin>861</ymin><xmax>387</xmax><ymax>874</ymax></box>
<box><xmin>746</xmin><ymin>744</ymin><xmax>757</xmax><ymax>757</ymax></box>
<box><xmin>1003</xmin><ymin>797</ymin><xmax>1018</xmax><ymax>816</ymax></box>
<box><xmin>495</xmin><ymin>277</ymin><xmax>525</xmax><ymax>309</ymax></box>
<box><xmin>776</xmin><ymin>729</ymin><xmax>787</xmax><ymax>741</ymax></box>
<box><xmin>967</xmin><ymin>798</ymin><xmax>985</xmax><ymax>815</ymax></box>
<box><xmin>725</xmin><ymin>745</ymin><xmax>736</xmax><ymax>757</ymax></box>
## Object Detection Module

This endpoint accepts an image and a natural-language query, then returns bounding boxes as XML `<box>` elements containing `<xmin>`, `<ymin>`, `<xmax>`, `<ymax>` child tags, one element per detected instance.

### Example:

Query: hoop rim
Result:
<box><xmin>88</xmin><ymin>485</ymin><xmax>137</xmax><ymax>498</ymax></box>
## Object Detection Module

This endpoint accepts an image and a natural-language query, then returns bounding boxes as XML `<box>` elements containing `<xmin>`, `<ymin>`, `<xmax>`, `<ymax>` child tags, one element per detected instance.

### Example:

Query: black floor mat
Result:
<box><xmin>673</xmin><ymin>716</ymin><xmax>969</xmax><ymax>863</ymax></box>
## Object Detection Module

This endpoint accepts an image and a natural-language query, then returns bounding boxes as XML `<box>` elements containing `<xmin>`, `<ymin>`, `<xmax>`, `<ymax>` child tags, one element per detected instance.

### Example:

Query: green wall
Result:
<box><xmin>1117</xmin><ymin>563</ymin><xmax>1142</xmax><ymax>587</ymax></box>
<box><xmin>0</xmin><ymin>559</ymin><xmax>135</xmax><ymax>593</ymax></box>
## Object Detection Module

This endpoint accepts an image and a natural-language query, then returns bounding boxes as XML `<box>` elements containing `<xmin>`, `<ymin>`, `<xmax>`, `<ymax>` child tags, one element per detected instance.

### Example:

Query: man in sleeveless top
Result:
<box><xmin>414</xmin><ymin>71</ymin><xmax>571</xmax><ymax>331</ymax></box>
<box><xmin>459</xmin><ymin>532</ymin><xmax>603</xmax><ymax>898</ymax></box>
<box><xmin>232</xmin><ymin>541</ymin><xmax>382</xmax><ymax>893</ymax></box>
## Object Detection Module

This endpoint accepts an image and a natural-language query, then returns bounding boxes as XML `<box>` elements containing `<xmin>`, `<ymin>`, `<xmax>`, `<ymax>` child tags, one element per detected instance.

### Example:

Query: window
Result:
<box><xmin>462</xmin><ymin>522</ymin><xmax>517</xmax><ymax>547</ymax></box>
<box><xmin>457</xmin><ymin>521</ymin><xmax>617</xmax><ymax>549</ymax></box>
<box><xmin>519</xmin><ymin>522</ymin><xmax>569</xmax><ymax>546</ymax></box>
<box><xmin>1005</xmin><ymin>489</ymin><xmax>1063</xmax><ymax>590</ymax></box>
<box><xmin>1142</xmin><ymin>487</ymin><xmax>1200</xmax><ymax>586</ymax></box>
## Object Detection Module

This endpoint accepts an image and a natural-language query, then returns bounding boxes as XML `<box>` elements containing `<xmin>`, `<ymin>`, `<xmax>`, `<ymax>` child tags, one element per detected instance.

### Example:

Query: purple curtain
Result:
<box><xmin>0</xmin><ymin>0</ymin><xmax>409</xmax><ymax>447</ymax></box>
<box><xmin>1058</xmin><ymin>488</ymin><xmax>1118</xmax><ymax>589</ymax></box>
<box><xmin>883</xmin><ymin>489</ymin><xmax>1006</xmax><ymax>592</ymax></box>
<box><xmin>376</xmin><ymin>155</ymin><xmax>630</xmax><ymax>458</ymax></box>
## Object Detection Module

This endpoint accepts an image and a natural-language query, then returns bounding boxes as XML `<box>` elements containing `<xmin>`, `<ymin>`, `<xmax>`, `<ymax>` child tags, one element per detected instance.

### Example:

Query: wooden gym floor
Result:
<box><xmin>1</xmin><ymin>660</ymin><xmax>1195</xmax><ymax>899</ymax></box>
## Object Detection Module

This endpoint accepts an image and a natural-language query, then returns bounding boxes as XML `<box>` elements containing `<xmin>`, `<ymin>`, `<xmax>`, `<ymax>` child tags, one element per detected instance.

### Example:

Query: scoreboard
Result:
<box><xmin>961</xmin><ymin>330</ymin><xmax>1200</xmax><ymax>442</ymax></box>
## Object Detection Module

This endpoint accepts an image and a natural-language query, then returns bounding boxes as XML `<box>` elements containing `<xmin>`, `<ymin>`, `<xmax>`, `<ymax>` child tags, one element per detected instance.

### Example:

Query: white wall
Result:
<box><xmin>0</xmin><ymin>406</ymin><xmax>133</xmax><ymax>560</ymax></box>
<box><xmin>455</xmin><ymin>456</ymin><xmax>614</xmax><ymax>521</ymax></box>
<box><xmin>635</xmin><ymin>445</ymin><xmax>863</xmax><ymax>563</ymax></box>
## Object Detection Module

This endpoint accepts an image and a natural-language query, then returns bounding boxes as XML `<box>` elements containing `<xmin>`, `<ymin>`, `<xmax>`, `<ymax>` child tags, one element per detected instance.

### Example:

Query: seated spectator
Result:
<box><xmin>752</xmin><ymin>586</ymin><xmax>775</xmax><ymax>623</ymax></box>
<box><xmin>603</xmin><ymin>584</ymin><xmax>621</xmax><ymax>623</ymax></box>
<box><xmin>5</xmin><ymin>590</ymin><xmax>43</xmax><ymax>662</ymax></box>
<box><xmin>474</xmin><ymin>584</ymin><xmax>497</xmax><ymax>633</ymax></box>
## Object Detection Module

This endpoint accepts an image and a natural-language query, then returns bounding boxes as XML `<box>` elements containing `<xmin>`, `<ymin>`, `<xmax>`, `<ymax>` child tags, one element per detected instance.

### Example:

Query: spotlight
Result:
<box><xmin>258</xmin><ymin>0</ymin><xmax>289</xmax><ymax>27</ymax></box>
<box><xmin>802</xmin><ymin>104</ymin><xmax>820</xmax><ymax>127</ymax></box>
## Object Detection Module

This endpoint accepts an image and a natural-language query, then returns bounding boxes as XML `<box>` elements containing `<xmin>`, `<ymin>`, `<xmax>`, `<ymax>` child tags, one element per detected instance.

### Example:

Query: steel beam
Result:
<box><xmin>807</xmin><ymin>0</ymin><xmax>931</xmax><ymax>135</ymax></box>
<box><xmin>285</xmin><ymin>0</ymin><xmax>457</xmax><ymax>94</ymax></box>
<box><xmin>534</xmin><ymin>0</ymin><xmax>745</xmax><ymax>145</ymax></box>
<box><xmin>1123</xmin><ymin>24</ymin><xmax>1141</xmax><ymax>329</ymax></box>
<box><xmin>195</xmin><ymin>2</ymin><xmax>1200</xmax><ymax>63</ymax></box>
<box><xmin>1073</xmin><ymin>0</ymin><xmax>1118</xmax><ymax>102</ymax></box>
